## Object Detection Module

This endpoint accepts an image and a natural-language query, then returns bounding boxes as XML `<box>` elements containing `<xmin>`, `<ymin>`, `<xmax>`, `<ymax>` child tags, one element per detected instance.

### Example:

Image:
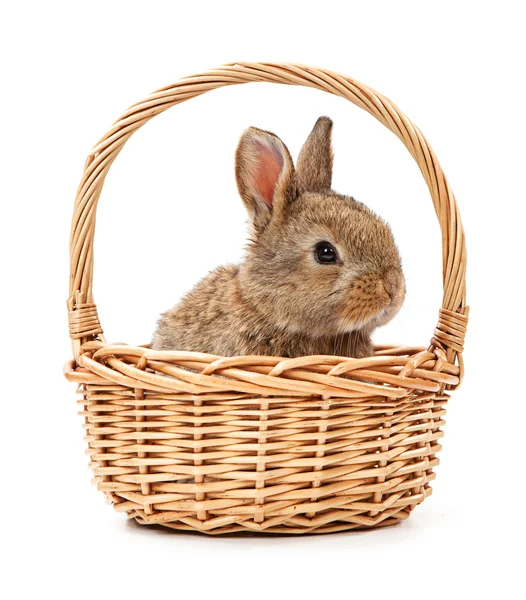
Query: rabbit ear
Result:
<box><xmin>235</xmin><ymin>127</ymin><xmax>297</xmax><ymax>234</ymax></box>
<box><xmin>296</xmin><ymin>116</ymin><xmax>334</xmax><ymax>193</ymax></box>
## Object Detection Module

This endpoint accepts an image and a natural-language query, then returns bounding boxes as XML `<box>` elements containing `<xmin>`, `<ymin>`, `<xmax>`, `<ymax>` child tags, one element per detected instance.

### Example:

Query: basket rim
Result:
<box><xmin>67</xmin><ymin>61</ymin><xmax>468</xmax><ymax>378</ymax></box>
<box><xmin>64</xmin><ymin>340</ymin><xmax>462</xmax><ymax>397</ymax></box>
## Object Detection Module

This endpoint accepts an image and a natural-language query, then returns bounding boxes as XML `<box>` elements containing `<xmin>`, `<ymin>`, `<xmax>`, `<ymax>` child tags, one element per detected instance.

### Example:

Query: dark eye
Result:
<box><xmin>314</xmin><ymin>241</ymin><xmax>338</xmax><ymax>264</ymax></box>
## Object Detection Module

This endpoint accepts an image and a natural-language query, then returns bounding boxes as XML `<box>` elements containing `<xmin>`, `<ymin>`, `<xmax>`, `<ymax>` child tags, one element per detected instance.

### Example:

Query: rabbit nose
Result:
<box><xmin>382</xmin><ymin>267</ymin><xmax>402</xmax><ymax>299</ymax></box>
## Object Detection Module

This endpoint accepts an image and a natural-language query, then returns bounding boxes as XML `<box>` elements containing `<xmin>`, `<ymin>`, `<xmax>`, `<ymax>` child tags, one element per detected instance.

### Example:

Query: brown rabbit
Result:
<box><xmin>151</xmin><ymin>117</ymin><xmax>405</xmax><ymax>358</ymax></box>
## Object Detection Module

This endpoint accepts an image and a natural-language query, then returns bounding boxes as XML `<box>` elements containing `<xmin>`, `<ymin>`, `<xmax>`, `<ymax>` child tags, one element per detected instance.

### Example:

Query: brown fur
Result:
<box><xmin>152</xmin><ymin>117</ymin><xmax>406</xmax><ymax>358</ymax></box>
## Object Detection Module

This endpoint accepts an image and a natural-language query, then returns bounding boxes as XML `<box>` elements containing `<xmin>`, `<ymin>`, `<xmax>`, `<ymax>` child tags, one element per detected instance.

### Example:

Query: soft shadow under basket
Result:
<box><xmin>65</xmin><ymin>62</ymin><xmax>468</xmax><ymax>535</ymax></box>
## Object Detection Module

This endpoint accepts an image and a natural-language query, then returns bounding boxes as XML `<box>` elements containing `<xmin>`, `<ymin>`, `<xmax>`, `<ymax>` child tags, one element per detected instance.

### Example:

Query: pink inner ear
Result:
<box><xmin>254</xmin><ymin>142</ymin><xmax>284</xmax><ymax>208</ymax></box>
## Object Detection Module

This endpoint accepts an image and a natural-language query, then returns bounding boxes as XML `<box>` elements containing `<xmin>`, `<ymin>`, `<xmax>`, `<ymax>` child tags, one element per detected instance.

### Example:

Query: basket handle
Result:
<box><xmin>68</xmin><ymin>62</ymin><xmax>468</xmax><ymax>370</ymax></box>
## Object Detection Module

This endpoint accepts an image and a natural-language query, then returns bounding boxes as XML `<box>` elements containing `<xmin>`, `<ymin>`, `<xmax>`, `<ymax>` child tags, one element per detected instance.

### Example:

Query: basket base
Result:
<box><xmin>126</xmin><ymin>507</ymin><xmax>415</xmax><ymax>535</ymax></box>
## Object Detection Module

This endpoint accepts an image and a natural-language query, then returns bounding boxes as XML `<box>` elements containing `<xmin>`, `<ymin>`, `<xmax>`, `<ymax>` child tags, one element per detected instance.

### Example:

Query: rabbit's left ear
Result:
<box><xmin>235</xmin><ymin>127</ymin><xmax>297</xmax><ymax>235</ymax></box>
<box><xmin>296</xmin><ymin>116</ymin><xmax>334</xmax><ymax>193</ymax></box>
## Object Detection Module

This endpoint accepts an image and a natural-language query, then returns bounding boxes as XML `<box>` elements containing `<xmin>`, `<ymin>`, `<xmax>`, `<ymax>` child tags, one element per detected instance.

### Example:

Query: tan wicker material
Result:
<box><xmin>65</xmin><ymin>62</ymin><xmax>468</xmax><ymax>534</ymax></box>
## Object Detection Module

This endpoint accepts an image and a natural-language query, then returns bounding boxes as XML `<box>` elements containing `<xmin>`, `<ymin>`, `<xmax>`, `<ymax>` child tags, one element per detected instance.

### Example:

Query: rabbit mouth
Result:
<box><xmin>362</xmin><ymin>302</ymin><xmax>403</xmax><ymax>329</ymax></box>
<box><xmin>338</xmin><ymin>302</ymin><xmax>396</xmax><ymax>332</ymax></box>
<box><xmin>337</xmin><ymin>269</ymin><xmax>405</xmax><ymax>332</ymax></box>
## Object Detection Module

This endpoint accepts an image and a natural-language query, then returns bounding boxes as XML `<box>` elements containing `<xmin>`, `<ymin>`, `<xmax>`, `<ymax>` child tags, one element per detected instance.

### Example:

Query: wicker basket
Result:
<box><xmin>64</xmin><ymin>62</ymin><xmax>468</xmax><ymax>535</ymax></box>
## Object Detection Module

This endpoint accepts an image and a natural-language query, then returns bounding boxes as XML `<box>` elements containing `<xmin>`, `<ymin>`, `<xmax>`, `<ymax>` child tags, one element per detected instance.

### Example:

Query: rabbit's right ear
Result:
<box><xmin>296</xmin><ymin>116</ymin><xmax>333</xmax><ymax>193</ymax></box>
<box><xmin>235</xmin><ymin>127</ymin><xmax>297</xmax><ymax>235</ymax></box>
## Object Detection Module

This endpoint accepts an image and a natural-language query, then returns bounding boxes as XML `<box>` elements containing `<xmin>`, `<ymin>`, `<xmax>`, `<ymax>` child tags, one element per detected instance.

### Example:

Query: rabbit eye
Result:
<box><xmin>314</xmin><ymin>241</ymin><xmax>338</xmax><ymax>264</ymax></box>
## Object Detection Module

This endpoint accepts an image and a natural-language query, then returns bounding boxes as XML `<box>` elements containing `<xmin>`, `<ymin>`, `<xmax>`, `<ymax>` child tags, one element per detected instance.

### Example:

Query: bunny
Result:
<box><xmin>151</xmin><ymin>117</ymin><xmax>405</xmax><ymax>358</ymax></box>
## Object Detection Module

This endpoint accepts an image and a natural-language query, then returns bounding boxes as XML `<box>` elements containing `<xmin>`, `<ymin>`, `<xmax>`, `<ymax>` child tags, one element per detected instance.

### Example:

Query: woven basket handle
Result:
<box><xmin>68</xmin><ymin>62</ymin><xmax>468</xmax><ymax>368</ymax></box>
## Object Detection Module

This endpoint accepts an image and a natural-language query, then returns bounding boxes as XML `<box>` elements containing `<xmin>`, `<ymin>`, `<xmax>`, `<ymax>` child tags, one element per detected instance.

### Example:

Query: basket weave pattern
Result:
<box><xmin>65</xmin><ymin>63</ymin><xmax>468</xmax><ymax>534</ymax></box>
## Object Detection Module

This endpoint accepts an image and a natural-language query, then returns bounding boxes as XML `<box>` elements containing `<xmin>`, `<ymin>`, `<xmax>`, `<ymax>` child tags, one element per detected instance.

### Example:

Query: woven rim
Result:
<box><xmin>68</xmin><ymin>61</ymin><xmax>468</xmax><ymax>362</ymax></box>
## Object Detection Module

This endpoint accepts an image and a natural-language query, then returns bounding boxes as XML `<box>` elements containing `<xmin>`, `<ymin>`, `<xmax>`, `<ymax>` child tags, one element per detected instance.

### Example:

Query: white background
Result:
<box><xmin>1</xmin><ymin>1</ymin><xmax>525</xmax><ymax>598</ymax></box>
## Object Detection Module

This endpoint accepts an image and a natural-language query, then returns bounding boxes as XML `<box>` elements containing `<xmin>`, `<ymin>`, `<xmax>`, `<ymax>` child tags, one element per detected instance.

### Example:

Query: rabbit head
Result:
<box><xmin>234</xmin><ymin>116</ymin><xmax>405</xmax><ymax>341</ymax></box>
